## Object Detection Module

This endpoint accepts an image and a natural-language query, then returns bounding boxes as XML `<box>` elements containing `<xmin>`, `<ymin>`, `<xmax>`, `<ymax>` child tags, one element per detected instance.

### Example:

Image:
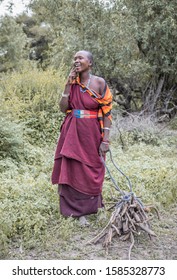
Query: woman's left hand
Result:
<box><xmin>99</xmin><ymin>142</ymin><xmax>109</xmax><ymax>156</ymax></box>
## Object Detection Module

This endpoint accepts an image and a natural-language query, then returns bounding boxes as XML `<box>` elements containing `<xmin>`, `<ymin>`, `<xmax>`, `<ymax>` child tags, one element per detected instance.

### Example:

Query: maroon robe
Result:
<box><xmin>51</xmin><ymin>84</ymin><xmax>105</xmax><ymax>217</ymax></box>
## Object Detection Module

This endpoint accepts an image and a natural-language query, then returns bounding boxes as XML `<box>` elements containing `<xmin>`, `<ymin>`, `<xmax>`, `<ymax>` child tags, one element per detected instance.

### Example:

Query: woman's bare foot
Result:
<box><xmin>78</xmin><ymin>216</ymin><xmax>90</xmax><ymax>227</ymax></box>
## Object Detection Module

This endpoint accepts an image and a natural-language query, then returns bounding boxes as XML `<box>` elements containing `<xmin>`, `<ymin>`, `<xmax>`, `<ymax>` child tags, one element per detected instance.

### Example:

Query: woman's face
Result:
<box><xmin>73</xmin><ymin>51</ymin><xmax>91</xmax><ymax>73</ymax></box>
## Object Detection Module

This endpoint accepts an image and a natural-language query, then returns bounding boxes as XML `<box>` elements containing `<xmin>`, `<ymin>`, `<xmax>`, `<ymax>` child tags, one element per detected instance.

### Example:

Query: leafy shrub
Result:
<box><xmin>0</xmin><ymin>63</ymin><xmax>66</xmax><ymax>145</ymax></box>
<box><xmin>0</xmin><ymin>116</ymin><xmax>24</xmax><ymax>163</ymax></box>
<box><xmin>124</xmin><ymin>129</ymin><xmax>160</xmax><ymax>146</ymax></box>
<box><xmin>23</xmin><ymin>111</ymin><xmax>64</xmax><ymax>145</ymax></box>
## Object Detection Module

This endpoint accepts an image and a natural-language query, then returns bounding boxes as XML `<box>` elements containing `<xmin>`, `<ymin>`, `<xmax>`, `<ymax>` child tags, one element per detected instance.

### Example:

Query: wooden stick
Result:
<box><xmin>128</xmin><ymin>231</ymin><xmax>135</xmax><ymax>260</ymax></box>
<box><xmin>137</xmin><ymin>223</ymin><xmax>157</xmax><ymax>237</ymax></box>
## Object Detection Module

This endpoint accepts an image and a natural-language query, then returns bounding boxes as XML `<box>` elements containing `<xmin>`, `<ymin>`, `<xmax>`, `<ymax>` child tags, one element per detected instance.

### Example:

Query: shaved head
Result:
<box><xmin>75</xmin><ymin>50</ymin><xmax>93</xmax><ymax>67</ymax></box>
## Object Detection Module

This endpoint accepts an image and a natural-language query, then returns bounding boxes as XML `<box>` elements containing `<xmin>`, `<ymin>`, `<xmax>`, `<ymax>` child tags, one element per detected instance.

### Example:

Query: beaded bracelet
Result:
<box><xmin>62</xmin><ymin>93</ymin><xmax>69</xmax><ymax>98</ymax></box>
<box><xmin>102</xmin><ymin>141</ymin><xmax>110</xmax><ymax>145</ymax></box>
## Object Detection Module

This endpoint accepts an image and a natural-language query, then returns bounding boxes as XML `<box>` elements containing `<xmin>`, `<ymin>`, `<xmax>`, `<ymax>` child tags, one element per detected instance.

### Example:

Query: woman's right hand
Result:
<box><xmin>66</xmin><ymin>67</ymin><xmax>77</xmax><ymax>85</ymax></box>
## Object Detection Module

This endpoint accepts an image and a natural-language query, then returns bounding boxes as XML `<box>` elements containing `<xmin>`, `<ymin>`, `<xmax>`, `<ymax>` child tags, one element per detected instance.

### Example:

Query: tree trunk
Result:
<box><xmin>142</xmin><ymin>74</ymin><xmax>177</xmax><ymax>117</ymax></box>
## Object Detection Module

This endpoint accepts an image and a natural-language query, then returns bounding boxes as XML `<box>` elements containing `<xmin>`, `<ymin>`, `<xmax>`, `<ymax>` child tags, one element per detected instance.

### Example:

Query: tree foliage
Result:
<box><xmin>28</xmin><ymin>0</ymin><xmax>142</xmax><ymax>111</ymax></box>
<box><xmin>16</xmin><ymin>13</ymin><xmax>51</xmax><ymax>66</ymax></box>
<box><xmin>0</xmin><ymin>0</ymin><xmax>177</xmax><ymax>115</ymax></box>
<box><xmin>125</xmin><ymin>0</ymin><xmax>177</xmax><ymax>74</ymax></box>
<box><xmin>0</xmin><ymin>15</ymin><xmax>27</xmax><ymax>71</ymax></box>
<box><xmin>123</xmin><ymin>0</ymin><xmax>177</xmax><ymax>115</ymax></box>
<box><xmin>29</xmin><ymin>0</ymin><xmax>137</xmax><ymax>76</ymax></box>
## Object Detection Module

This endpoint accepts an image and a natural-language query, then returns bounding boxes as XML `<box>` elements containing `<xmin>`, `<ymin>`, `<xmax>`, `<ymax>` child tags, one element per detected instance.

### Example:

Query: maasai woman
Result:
<box><xmin>52</xmin><ymin>50</ymin><xmax>112</xmax><ymax>226</ymax></box>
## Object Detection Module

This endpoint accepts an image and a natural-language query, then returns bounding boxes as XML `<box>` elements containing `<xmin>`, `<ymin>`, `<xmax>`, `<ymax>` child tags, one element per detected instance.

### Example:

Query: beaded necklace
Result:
<box><xmin>81</xmin><ymin>73</ymin><xmax>92</xmax><ymax>88</ymax></box>
<box><xmin>80</xmin><ymin>73</ymin><xmax>92</xmax><ymax>93</ymax></box>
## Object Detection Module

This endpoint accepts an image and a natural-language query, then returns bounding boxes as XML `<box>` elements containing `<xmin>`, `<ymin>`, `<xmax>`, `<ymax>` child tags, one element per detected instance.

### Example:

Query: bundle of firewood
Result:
<box><xmin>87</xmin><ymin>193</ymin><xmax>160</xmax><ymax>259</ymax></box>
<box><xmin>87</xmin><ymin>150</ymin><xmax>160</xmax><ymax>259</ymax></box>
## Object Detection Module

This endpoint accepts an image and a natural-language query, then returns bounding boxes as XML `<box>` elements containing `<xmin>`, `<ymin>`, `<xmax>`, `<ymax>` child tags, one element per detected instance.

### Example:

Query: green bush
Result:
<box><xmin>0</xmin><ymin>64</ymin><xmax>66</xmax><ymax>145</ymax></box>
<box><xmin>0</xmin><ymin>117</ymin><xmax>24</xmax><ymax>163</ymax></box>
<box><xmin>23</xmin><ymin>111</ymin><xmax>63</xmax><ymax>145</ymax></box>
<box><xmin>125</xmin><ymin>129</ymin><xmax>160</xmax><ymax>146</ymax></box>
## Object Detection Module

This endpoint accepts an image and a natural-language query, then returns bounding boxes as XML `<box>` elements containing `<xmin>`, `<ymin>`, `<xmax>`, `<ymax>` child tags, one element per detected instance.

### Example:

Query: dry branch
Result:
<box><xmin>87</xmin><ymin>194</ymin><xmax>159</xmax><ymax>259</ymax></box>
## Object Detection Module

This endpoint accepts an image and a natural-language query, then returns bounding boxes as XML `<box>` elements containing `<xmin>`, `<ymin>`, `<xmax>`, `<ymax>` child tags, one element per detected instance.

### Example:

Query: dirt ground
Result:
<box><xmin>6</xmin><ymin>205</ymin><xmax>177</xmax><ymax>260</ymax></box>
